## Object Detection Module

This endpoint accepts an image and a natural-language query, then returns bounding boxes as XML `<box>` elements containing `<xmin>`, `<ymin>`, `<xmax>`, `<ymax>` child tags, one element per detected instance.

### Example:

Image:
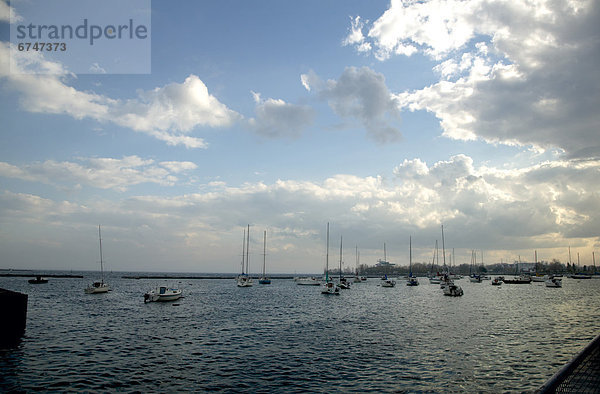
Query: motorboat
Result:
<box><xmin>144</xmin><ymin>286</ymin><xmax>182</xmax><ymax>303</ymax></box>
<box><xmin>339</xmin><ymin>277</ymin><xmax>351</xmax><ymax>289</ymax></box>
<box><xmin>491</xmin><ymin>277</ymin><xmax>503</xmax><ymax>286</ymax></box>
<box><xmin>381</xmin><ymin>278</ymin><xmax>396</xmax><ymax>287</ymax></box>
<box><xmin>443</xmin><ymin>282</ymin><xmax>464</xmax><ymax>296</ymax></box>
<box><xmin>28</xmin><ymin>276</ymin><xmax>48</xmax><ymax>284</ymax></box>
<box><xmin>545</xmin><ymin>276</ymin><xmax>562</xmax><ymax>287</ymax></box>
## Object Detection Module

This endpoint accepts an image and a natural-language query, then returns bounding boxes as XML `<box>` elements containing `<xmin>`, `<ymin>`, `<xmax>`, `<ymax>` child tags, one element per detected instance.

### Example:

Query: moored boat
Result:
<box><xmin>144</xmin><ymin>286</ymin><xmax>182</xmax><ymax>302</ymax></box>
<box><xmin>28</xmin><ymin>276</ymin><xmax>48</xmax><ymax>284</ymax></box>
<box><xmin>491</xmin><ymin>276</ymin><xmax>503</xmax><ymax>286</ymax></box>
<box><xmin>406</xmin><ymin>236</ymin><xmax>419</xmax><ymax>286</ymax></box>
<box><xmin>545</xmin><ymin>276</ymin><xmax>562</xmax><ymax>287</ymax></box>
<box><xmin>322</xmin><ymin>222</ymin><xmax>340</xmax><ymax>295</ymax></box>
<box><xmin>443</xmin><ymin>282</ymin><xmax>464</xmax><ymax>296</ymax></box>
<box><xmin>85</xmin><ymin>225</ymin><xmax>110</xmax><ymax>294</ymax></box>
<box><xmin>237</xmin><ymin>225</ymin><xmax>254</xmax><ymax>287</ymax></box>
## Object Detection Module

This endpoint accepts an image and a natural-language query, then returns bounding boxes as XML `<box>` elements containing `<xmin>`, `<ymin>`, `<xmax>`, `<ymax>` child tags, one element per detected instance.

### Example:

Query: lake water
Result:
<box><xmin>1</xmin><ymin>273</ymin><xmax>599</xmax><ymax>392</ymax></box>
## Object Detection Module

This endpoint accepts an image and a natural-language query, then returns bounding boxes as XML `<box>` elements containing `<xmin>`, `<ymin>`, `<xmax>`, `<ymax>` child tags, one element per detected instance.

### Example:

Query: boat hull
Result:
<box><xmin>85</xmin><ymin>283</ymin><xmax>109</xmax><ymax>294</ymax></box>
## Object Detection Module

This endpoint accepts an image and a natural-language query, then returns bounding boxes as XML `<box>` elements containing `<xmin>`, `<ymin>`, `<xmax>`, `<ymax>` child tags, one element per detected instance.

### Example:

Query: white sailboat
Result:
<box><xmin>338</xmin><ymin>236</ymin><xmax>351</xmax><ymax>289</ymax></box>
<box><xmin>322</xmin><ymin>223</ymin><xmax>340</xmax><ymax>295</ymax></box>
<box><xmin>85</xmin><ymin>225</ymin><xmax>110</xmax><ymax>294</ymax></box>
<box><xmin>237</xmin><ymin>225</ymin><xmax>253</xmax><ymax>287</ymax></box>
<box><xmin>258</xmin><ymin>230</ymin><xmax>271</xmax><ymax>284</ymax></box>
<box><xmin>407</xmin><ymin>236</ymin><xmax>419</xmax><ymax>286</ymax></box>
<box><xmin>441</xmin><ymin>225</ymin><xmax>463</xmax><ymax>296</ymax></box>
<box><xmin>429</xmin><ymin>240</ymin><xmax>442</xmax><ymax>284</ymax></box>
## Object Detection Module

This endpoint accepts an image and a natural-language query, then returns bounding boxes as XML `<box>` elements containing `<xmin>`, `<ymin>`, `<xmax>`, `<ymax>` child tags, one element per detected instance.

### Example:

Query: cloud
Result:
<box><xmin>3</xmin><ymin>153</ymin><xmax>598</xmax><ymax>272</ymax></box>
<box><xmin>0</xmin><ymin>43</ymin><xmax>241</xmax><ymax>148</ymax></box>
<box><xmin>347</xmin><ymin>0</ymin><xmax>600</xmax><ymax>159</ymax></box>
<box><xmin>301</xmin><ymin>66</ymin><xmax>402</xmax><ymax>143</ymax></box>
<box><xmin>247</xmin><ymin>92</ymin><xmax>315</xmax><ymax>138</ymax></box>
<box><xmin>0</xmin><ymin>156</ymin><xmax>197</xmax><ymax>191</ymax></box>
<box><xmin>0</xmin><ymin>0</ymin><xmax>21</xmax><ymax>23</ymax></box>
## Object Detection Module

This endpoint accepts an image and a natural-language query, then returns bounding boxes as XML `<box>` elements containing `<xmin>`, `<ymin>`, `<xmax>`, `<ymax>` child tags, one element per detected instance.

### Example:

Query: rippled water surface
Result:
<box><xmin>1</xmin><ymin>273</ymin><xmax>599</xmax><ymax>392</ymax></box>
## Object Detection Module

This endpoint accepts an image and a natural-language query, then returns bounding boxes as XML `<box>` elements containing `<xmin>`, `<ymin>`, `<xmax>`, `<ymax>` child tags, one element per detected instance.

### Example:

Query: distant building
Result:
<box><xmin>376</xmin><ymin>259</ymin><xmax>395</xmax><ymax>267</ymax></box>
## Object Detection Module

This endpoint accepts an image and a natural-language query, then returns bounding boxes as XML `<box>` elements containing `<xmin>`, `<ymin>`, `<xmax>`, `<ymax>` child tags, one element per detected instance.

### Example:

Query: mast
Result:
<box><xmin>441</xmin><ymin>225</ymin><xmax>447</xmax><ymax>273</ymax></box>
<box><xmin>325</xmin><ymin>222</ymin><xmax>330</xmax><ymax>282</ymax></box>
<box><xmin>246</xmin><ymin>224</ymin><xmax>250</xmax><ymax>276</ymax></box>
<box><xmin>384</xmin><ymin>243</ymin><xmax>386</xmax><ymax>262</ymax></box>
<box><xmin>262</xmin><ymin>230</ymin><xmax>267</xmax><ymax>277</ymax></box>
<box><xmin>241</xmin><ymin>228</ymin><xmax>246</xmax><ymax>274</ymax></box>
<box><xmin>339</xmin><ymin>236</ymin><xmax>343</xmax><ymax>281</ymax></box>
<box><xmin>98</xmin><ymin>225</ymin><xmax>104</xmax><ymax>284</ymax></box>
<box><xmin>409</xmin><ymin>236</ymin><xmax>412</xmax><ymax>276</ymax></box>
<box><xmin>355</xmin><ymin>245</ymin><xmax>359</xmax><ymax>276</ymax></box>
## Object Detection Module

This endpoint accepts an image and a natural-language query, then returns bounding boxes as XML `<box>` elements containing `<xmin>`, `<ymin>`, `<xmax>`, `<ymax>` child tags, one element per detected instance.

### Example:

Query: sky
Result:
<box><xmin>0</xmin><ymin>0</ymin><xmax>599</xmax><ymax>274</ymax></box>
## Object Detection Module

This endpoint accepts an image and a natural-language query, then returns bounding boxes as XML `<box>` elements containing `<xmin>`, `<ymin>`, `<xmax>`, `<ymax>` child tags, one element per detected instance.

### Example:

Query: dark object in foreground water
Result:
<box><xmin>537</xmin><ymin>333</ymin><xmax>600</xmax><ymax>393</ymax></box>
<box><xmin>0</xmin><ymin>288</ymin><xmax>28</xmax><ymax>347</ymax></box>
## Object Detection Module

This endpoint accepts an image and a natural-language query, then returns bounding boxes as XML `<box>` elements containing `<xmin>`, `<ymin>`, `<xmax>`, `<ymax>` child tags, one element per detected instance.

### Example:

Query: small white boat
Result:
<box><xmin>144</xmin><ymin>286</ymin><xmax>182</xmax><ymax>302</ymax></box>
<box><xmin>443</xmin><ymin>282</ymin><xmax>464</xmax><ymax>296</ymax></box>
<box><xmin>545</xmin><ymin>276</ymin><xmax>562</xmax><ymax>287</ymax></box>
<box><xmin>381</xmin><ymin>278</ymin><xmax>396</xmax><ymax>287</ymax></box>
<box><xmin>491</xmin><ymin>277</ymin><xmax>503</xmax><ymax>286</ymax></box>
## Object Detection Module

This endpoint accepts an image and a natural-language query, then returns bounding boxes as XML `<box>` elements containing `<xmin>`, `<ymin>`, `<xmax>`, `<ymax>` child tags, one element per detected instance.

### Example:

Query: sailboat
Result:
<box><xmin>429</xmin><ymin>240</ymin><xmax>442</xmax><ymax>284</ymax></box>
<box><xmin>85</xmin><ymin>225</ymin><xmax>110</xmax><ymax>294</ymax></box>
<box><xmin>407</xmin><ymin>236</ymin><xmax>419</xmax><ymax>286</ymax></box>
<box><xmin>469</xmin><ymin>250</ymin><xmax>481</xmax><ymax>283</ymax></box>
<box><xmin>322</xmin><ymin>223</ymin><xmax>340</xmax><ymax>295</ymax></box>
<box><xmin>441</xmin><ymin>225</ymin><xmax>463</xmax><ymax>296</ymax></box>
<box><xmin>237</xmin><ymin>225</ymin><xmax>253</xmax><ymax>287</ymax></box>
<box><xmin>258</xmin><ymin>230</ymin><xmax>271</xmax><ymax>284</ymax></box>
<box><xmin>353</xmin><ymin>246</ymin><xmax>363</xmax><ymax>283</ymax></box>
<box><xmin>338</xmin><ymin>236</ymin><xmax>351</xmax><ymax>289</ymax></box>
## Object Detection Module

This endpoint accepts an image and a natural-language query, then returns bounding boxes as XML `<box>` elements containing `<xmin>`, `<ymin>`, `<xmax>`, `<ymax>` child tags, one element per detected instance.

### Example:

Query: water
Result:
<box><xmin>1</xmin><ymin>273</ymin><xmax>599</xmax><ymax>392</ymax></box>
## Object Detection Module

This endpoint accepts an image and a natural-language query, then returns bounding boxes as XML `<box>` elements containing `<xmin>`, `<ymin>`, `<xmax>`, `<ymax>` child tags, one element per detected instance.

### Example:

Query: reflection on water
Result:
<box><xmin>1</xmin><ymin>273</ymin><xmax>599</xmax><ymax>392</ymax></box>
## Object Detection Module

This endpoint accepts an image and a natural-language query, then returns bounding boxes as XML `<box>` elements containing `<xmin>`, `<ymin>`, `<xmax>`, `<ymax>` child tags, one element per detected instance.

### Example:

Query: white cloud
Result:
<box><xmin>247</xmin><ymin>91</ymin><xmax>315</xmax><ymax>138</ymax></box>
<box><xmin>0</xmin><ymin>156</ymin><xmax>197</xmax><ymax>191</ymax></box>
<box><xmin>0</xmin><ymin>43</ymin><xmax>241</xmax><ymax>148</ymax></box>
<box><xmin>3</xmin><ymin>153</ymin><xmax>598</xmax><ymax>272</ymax></box>
<box><xmin>347</xmin><ymin>0</ymin><xmax>600</xmax><ymax>159</ymax></box>
<box><xmin>301</xmin><ymin>67</ymin><xmax>402</xmax><ymax>143</ymax></box>
<box><xmin>0</xmin><ymin>0</ymin><xmax>20</xmax><ymax>23</ymax></box>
